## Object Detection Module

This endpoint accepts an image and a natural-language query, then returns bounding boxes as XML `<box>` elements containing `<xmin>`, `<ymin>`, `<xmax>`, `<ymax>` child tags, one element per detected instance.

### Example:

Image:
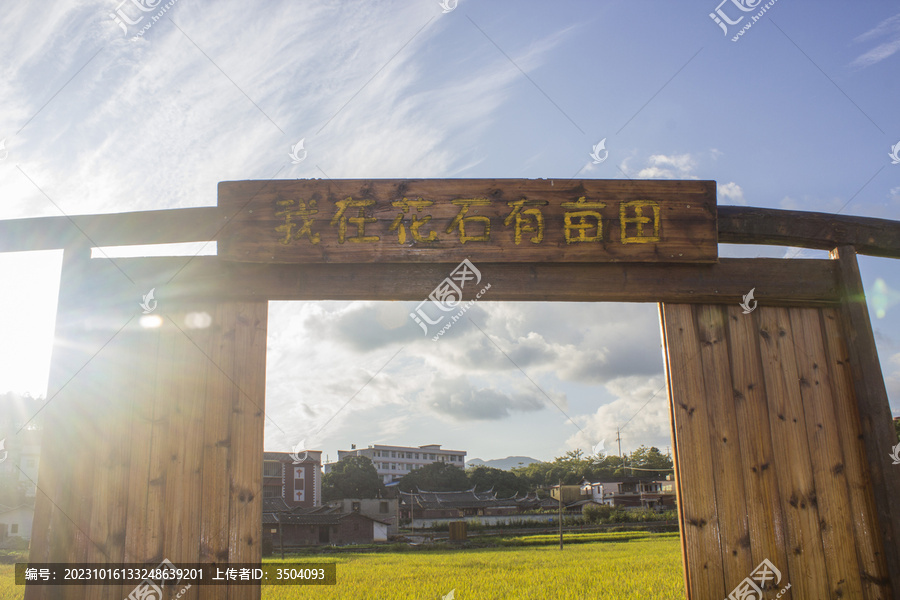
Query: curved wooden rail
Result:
<box><xmin>718</xmin><ymin>205</ymin><xmax>900</xmax><ymax>258</ymax></box>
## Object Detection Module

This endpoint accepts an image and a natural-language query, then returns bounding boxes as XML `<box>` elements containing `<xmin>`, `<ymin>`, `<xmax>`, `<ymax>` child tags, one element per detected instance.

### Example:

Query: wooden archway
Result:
<box><xmin>2</xmin><ymin>179</ymin><xmax>898</xmax><ymax>599</ymax></box>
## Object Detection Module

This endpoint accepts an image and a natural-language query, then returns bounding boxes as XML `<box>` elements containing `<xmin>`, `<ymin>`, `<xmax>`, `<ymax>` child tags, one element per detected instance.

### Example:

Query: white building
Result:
<box><xmin>326</xmin><ymin>444</ymin><xmax>467</xmax><ymax>484</ymax></box>
<box><xmin>0</xmin><ymin>505</ymin><xmax>34</xmax><ymax>542</ymax></box>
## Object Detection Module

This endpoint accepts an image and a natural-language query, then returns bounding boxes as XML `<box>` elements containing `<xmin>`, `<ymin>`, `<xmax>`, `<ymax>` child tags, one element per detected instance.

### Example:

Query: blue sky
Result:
<box><xmin>1</xmin><ymin>0</ymin><xmax>899</xmax><ymax>463</ymax></box>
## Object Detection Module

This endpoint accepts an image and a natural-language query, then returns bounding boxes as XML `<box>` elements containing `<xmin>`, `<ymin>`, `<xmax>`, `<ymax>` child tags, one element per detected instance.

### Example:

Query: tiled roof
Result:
<box><xmin>262</xmin><ymin>498</ymin><xmax>292</xmax><ymax>513</ymax></box>
<box><xmin>401</xmin><ymin>488</ymin><xmax>520</xmax><ymax>509</ymax></box>
<box><xmin>263</xmin><ymin>511</ymin><xmax>389</xmax><ymax>526</ymax></box>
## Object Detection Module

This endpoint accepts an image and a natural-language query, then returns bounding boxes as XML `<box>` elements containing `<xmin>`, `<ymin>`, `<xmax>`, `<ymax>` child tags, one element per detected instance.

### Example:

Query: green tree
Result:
<box><xmin>398</xmin><ymin>462</ymin><xmax>469</xmax><ymax>492</ymax></box>
<box><xmin>321</xmin><ymin>456</ymin><xmax>386</xmax><ymax>501</ymax></box>
<box><xmin>625</xmin><ymin>446</ymin><xmax>674</xmax><ymax>479</ymax></box>
<box><xmin>465</xmin><ymin>465</ymin><xmax>530</xmax><ymax>497</ymax></box>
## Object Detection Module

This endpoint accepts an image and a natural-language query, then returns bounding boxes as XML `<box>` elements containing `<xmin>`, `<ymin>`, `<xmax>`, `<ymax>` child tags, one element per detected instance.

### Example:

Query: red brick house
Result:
<box><xmin>262</xmin><ymin>450</ymin><xmax>322</xmax><ymax>509</ymax></box>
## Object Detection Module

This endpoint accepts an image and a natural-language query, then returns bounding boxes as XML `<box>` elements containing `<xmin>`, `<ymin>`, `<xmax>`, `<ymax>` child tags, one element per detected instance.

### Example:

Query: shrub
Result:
<box><xmin>583</xmin><ymin>504</ymin><xmax>612</xmax><ymax>523</ymax></box>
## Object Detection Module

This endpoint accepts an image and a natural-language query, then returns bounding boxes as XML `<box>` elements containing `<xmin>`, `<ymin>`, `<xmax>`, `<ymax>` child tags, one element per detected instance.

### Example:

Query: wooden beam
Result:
<box><xmin>718</xmin><ymin>205</ymin><xmax>900</xmax><ymax>258</ymax></box>
<box><xmin>101</xmin><ymin>256</ymin><xmax>840</xmax><ymax>305</ymax></box>
<box><xmin>0</xmin><ymin>206</ymin><xmax>227</xmax><ymax>252</ymax></box>
<box><xmin>831</xmin><ymin>245</ymin><xmax>900</xmax><ymax>597</ymax></box>
<box><xmin>217</xmin><ymin>179</ymin><xmax>718</xmax><ymax>263</ymax></box>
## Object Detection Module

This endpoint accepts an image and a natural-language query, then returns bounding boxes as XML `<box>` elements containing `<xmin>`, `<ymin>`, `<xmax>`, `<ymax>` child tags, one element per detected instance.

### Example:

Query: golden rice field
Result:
<box><xmin>0</xmin><ymin>532</ymin><xmax>685</xmax><ymax>600</ymax></box>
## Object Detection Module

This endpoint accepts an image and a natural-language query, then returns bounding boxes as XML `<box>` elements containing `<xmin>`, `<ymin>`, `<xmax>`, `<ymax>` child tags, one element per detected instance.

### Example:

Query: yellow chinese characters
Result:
<box><xmin>330</xmin><ymin>197</ymin><xmax>380</xmax><ymax>243</ymax></box>
<box><xmin>445</xmin><ymin>198</ymin><xmax>491</xmax><ymax>244</ymax></box>
<box><xmin>273</xmin><ymin>195</ymin><xmax>665</xmax><ymax>248</ymax></box>
<box><xmin>504</xmin><ymin>199</ymin><xmax>545</xmax><ymax>245</ymax></box>
<box><xmin>275</xmin><ymin>198</ymin><xmax>320</xmax><ymax>245</ymax></box>
<box><xmin>390</xmin><ymin>198</ymin><xmax>437</xmax><ymax>244</ymax></box>
<box><xmin>620</xmin><ymin>200</ymin><xmax>660</xmax><ymax>243</ymax></box>
<box><xmin>561</xmin><ymin>197</ymin><xmax>606</xmax><ymax>243</ymax></box>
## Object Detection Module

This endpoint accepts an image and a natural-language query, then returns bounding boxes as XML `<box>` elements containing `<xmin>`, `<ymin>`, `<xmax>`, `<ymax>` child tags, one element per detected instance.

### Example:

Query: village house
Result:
<box><xmin>262</xmin><ymin>450</ymin><xmax>322</xmax><ymax>509</ymax></box>
<box><xmin>0</xmin><ymin>504</ymin><xmax>33</xmax><ymax>546</ymax></box>
<box><xmin>325</xmin><ymin>497</ymin><xmax>400</xmax><ymax>535</ymax></box>
<box><xmin>262</xmin><ymin>498</ymin><xmax>389</xmax><ymax>548</ymax></box>
<box><xmin>579</xmin><ymin>477</ymin><xmax>676</xmax><ymax>509</ymax></box>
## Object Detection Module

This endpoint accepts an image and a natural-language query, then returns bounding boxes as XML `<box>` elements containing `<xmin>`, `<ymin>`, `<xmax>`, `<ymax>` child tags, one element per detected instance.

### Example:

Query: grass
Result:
<box><xmin>0</xmin><ymin>532</ymin><xmax>685</xmax><ymax>600</ymax></box>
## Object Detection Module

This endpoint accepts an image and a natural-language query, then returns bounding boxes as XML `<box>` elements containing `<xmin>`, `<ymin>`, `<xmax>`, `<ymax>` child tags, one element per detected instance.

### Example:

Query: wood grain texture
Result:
<box><xmin>217</xmin><ymin>179</ymin><xmax>718</xmax><ymax>263</ymax></box>
<box><xmin>661</xmin><ymin>304</ymin><xmax>727</xmax><ymax>599</ymax></box>
<box><xmin>719</xmin><ymin>205</ymin><xmax>900</xmax><ymax>259</ymax></box>
<box><xmin>112</xmin><ymin>256</ymin><xmax>841</xmax><ymax>306</ymax></box>
<box><xmin>820</xmin><ymin>307</ymin><xmax>891</xmax><ymax>599</ymax></box>
<box><xmin>695</xmin><ymin>305</ymin><xmax>753</xmax><ymax>587</ymax></box>
<box><xmin>756</xmin><ymin>306</ymin><xmax>830</xmax><ymax>598</ymax></box>
<box><xmin>831</xmin><ymin>246</ymin><xmax>900</xmax><ymax>598</ymax></box>
<box><xmin>228</xmin><ymin>302</ymin><xmax>267</xmax><ymax>600</ymax></box>
<box><xmin>788</xmin><ymin>308</ymin><xmax>862</xmax><ymax>598</ymax></box>
<box><xmin>663</xmin><ymin>303</ymin><xmax>890</xmax><ymax>599</ymax></box>
<box><xmin>725</xmin><ymin>306</ymin><xmax>791</xmax><ymax>588</ymax></box>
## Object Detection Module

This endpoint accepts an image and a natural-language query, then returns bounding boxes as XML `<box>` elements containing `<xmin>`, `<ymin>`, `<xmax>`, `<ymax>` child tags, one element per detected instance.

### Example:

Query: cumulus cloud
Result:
<box><xmin>636</xmin><ymin>153</ymin><xmax>698</xmax><ymax>179</ymax></box>
<box><xmin>718</xmin><ymin>182</ymin><xmax>745</xmax><ymax>205</ymax></box>
<box><xmin>264</xmin><ymin>300</ymin><xmax>666</xmax><ymax>455</ymax></box>
<box><xmin>422</xmin><ymin>375</ymin><xmax>549</xmax><ymax>421</ymax></box>
<box><xmin>567</xmin><ymin>375</ymin><xmax>671</xmax><ymax>454</ymax></box>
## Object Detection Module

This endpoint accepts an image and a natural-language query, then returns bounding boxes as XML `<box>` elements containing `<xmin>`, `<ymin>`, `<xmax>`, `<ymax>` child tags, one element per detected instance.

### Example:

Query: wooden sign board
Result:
<box><xmin>218</xmin><ymin>179</ymin><xmax>717</xmax><ymax>263</ymax></box>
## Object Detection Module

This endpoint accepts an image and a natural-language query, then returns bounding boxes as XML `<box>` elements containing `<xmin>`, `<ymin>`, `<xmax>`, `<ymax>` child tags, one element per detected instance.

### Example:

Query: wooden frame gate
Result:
<box><xmin>1</xmin><ymin>179</ymin><xmax>898</xmax><ymax>599</ymax></box>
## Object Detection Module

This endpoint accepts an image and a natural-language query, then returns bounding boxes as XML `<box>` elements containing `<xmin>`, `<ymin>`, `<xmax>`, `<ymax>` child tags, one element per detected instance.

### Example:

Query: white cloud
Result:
<box><xmin>0</xmin><ymin>1</ymin><xmax>571</xmax><ymax>219</ymax></box>
<box><xmin>890</xmin><ymin>186</ymin><xmax>900</xmax><ymax>202</ymax></box>
<box><xmin>852</xmin><ymin>13</ymin><xmax>900</xmax><ymax>68</ymax></box>
<box><xmin>635</xmin><ymin>153</ymin><xmax>698</xmax><ymax>179</ymax></box>
<box><xmin>263</xmin><ymin>300</ymin><xmax>666</xmax><ymax>458</ymax></box>
<box><xmin>567</xmin><ymin>375</ymin><xmax>671</xmax><ymax>455</ymax></box>
<box><xmin>718</xmin><ymin>181</ymin><xmax>745</xmax><ymax>205</ymax></box>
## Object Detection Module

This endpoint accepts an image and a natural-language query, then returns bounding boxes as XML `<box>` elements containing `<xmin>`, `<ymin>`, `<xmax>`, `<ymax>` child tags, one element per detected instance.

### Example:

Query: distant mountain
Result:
<box><xmin>466</xmin><ymin>456</ymin><xmax>541</xmax><ymax>470</ymax></box>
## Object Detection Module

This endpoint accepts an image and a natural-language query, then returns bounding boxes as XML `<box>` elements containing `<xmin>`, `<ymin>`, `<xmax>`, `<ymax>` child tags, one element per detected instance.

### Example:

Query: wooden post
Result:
<box><xmin>279</xmin><ymin>517</ymin><xmax>285</xmax><ymax>560</ymax></box>
<box><xmin>831</xmin><ymin>245</ymin><xmax>900</xmax><ymax>597</ymax></box>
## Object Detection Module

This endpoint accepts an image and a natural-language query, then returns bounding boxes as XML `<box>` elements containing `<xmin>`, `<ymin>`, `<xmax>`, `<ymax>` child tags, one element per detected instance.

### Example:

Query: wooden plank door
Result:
<box><xmin>26</xmin><ymin>249</ymin><xmax>267</xmax><ymax>600</ymax></box>
<box><xmin>661</xmin><ymin>302</ymin><xmax>892</xmax><ymax>599</ymax></box>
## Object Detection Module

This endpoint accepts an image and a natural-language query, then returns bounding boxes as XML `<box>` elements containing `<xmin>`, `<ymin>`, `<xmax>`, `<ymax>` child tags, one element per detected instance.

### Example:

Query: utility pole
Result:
<box><xmin>558</xmin><ymin>478</ymin><xmax>563</xmax><ymax>550</ymax></box>
<box><xmin>616</xmin><ymin>427</ymin><xmax>624</xmax><ymax>474</ymax></box>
